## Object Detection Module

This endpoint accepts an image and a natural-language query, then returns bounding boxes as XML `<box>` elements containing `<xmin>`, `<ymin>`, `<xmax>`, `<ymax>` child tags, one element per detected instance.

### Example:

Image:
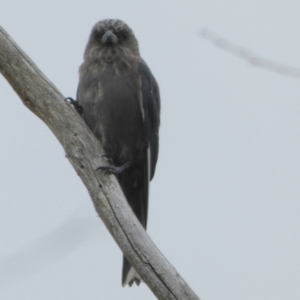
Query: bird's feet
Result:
<box><xmin>96</xmin><ymin>158</ymin><xmax>132</xmax><ymax>175</ymax></box>
<box><xmin>65</xmin><ymin>97</ymin><xmax>83</xmax><ymax>115</ymax></box>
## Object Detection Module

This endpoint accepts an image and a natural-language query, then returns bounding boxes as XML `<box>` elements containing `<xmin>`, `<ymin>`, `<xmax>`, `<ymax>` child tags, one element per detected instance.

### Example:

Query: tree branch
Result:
<box><xmin>200</xmin><ymin>28</ymin><xmax>300</xmax><ymax>79</ymax></box>
<box><xmin>0</xmin><ymin>27</ymin><xmax>199</xmax><ymax>300</ymax></box>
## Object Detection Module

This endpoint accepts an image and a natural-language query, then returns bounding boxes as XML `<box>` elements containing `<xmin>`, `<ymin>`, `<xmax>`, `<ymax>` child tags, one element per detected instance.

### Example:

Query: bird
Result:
<box><xmin>76</xmin><ymin>19</ymin><xmax>160</xmax><ymax>287</ymax></box>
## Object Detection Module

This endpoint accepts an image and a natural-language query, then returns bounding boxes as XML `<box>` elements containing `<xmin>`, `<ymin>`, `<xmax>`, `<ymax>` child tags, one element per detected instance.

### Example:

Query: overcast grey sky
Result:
<box><xmin>1</xmin><ymin>0</ymin><xmax>300</xmax><ymax>299</ymax></box>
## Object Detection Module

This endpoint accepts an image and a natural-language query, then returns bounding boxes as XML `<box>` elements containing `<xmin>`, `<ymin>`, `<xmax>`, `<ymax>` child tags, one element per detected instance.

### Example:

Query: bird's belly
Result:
<box><xmin>93</xmin><ymin>72</ymin><xmax>145</xmax><ymax>164</ymax></box>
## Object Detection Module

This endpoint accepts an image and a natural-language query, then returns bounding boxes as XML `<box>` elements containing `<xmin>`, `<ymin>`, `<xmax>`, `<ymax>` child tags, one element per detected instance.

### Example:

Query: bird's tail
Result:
<box><xmin>122</xmin><ymin>256</ymin><xmax>142</xmax><ymax>287</ymax></box>
<box><xmin>119</xmin><ymin>162</ymin><xmax>149</xmax><ymax>287</ymax></box>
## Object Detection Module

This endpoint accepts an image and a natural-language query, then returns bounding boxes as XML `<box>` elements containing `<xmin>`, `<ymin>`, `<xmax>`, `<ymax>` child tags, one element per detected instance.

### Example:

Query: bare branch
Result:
<box><xmin>0</xmin><ymin>27</ymin><xmax>200</xmax><ymax>300</ymax></box>
<box><xmin>200</xmin><ymin>28</ymin><xmax>300</xmax><ymax>79</ymax></box>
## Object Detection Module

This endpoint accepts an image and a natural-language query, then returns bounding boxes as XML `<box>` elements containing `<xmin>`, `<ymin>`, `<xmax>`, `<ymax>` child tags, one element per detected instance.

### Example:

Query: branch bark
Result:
<box><xmin>0</xmin><ymin>27</ymin><xmax>199</xmax><ymax>300</ymax></box>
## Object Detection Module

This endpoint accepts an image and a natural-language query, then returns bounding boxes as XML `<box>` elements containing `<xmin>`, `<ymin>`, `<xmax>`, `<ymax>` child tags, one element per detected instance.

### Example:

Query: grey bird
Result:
<box><xmin>77</xmin><ymin>19</ymin><xmax>160</xmax><ymax>286</ymax></box>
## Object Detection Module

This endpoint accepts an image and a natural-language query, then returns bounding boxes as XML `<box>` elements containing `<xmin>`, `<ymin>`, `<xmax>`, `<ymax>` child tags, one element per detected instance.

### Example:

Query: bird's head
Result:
<box><xmin>84</xmin><ymin>19</ymin><xmax>140</xmax><ymax>62</ymax></box>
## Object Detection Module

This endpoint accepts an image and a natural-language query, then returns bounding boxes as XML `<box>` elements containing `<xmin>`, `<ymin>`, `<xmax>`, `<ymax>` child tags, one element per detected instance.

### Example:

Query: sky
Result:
<box><xmin>1</xmin><ymin>0</ymin><xmax>300</xmax><ymax>299</ymax></box>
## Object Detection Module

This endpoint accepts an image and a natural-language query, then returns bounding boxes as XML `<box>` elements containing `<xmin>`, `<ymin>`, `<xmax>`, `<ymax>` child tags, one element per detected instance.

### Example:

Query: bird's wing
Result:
<box><xmin>122</xmin><ymin>61</ymin><xmax>160</xmax><ymax>287</ymax></box>
<box><xmin>138</xmin><ymin>60</ymin><xmax>160</xmax><ymax>180</ymax></box>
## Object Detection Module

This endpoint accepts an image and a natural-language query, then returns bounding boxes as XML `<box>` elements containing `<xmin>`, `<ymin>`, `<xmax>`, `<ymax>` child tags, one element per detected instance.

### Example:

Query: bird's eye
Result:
<box><xmin>121</xmin><ymin>31</ymin><xmax>129</xmax><ymax>39</ymax></box>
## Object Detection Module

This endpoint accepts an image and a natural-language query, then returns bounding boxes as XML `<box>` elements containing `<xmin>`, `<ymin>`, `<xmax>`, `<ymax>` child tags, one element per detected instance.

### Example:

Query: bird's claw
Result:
<box><xmin>95</xmin><ymin>161</ymin><xmax>132</xmax><ymax>175</ymax></box>
<box><xmin>97</xmin><ymin>165</ymin><xmax>119</xmax><ymax>175</ymax></box>
<box><xmin>65</xmin><ymin>97</ymin><xmax>83</xmax><ymax>115</ymax></box>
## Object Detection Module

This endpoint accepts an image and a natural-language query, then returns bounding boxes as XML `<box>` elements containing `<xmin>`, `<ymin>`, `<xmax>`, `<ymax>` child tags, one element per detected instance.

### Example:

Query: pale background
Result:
<box><xmin>1</xmin><ymin>1</ymin><xmax>300</xmax><ymax>299</ymax></box>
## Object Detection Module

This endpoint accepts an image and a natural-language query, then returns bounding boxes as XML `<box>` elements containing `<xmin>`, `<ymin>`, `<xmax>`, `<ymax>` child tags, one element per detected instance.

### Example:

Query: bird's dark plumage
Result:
<box><xmin>77</xmin><ymin>19</ymin><xmax>160</xmax><ymax>286</ymax></box>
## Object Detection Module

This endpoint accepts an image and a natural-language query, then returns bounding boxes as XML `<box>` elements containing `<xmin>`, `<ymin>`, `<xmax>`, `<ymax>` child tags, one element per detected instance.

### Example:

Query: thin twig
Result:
<box><xmin>200</xmin><ymin>28</ymin><xmax>300</xmax><ymax>79</ymax></box>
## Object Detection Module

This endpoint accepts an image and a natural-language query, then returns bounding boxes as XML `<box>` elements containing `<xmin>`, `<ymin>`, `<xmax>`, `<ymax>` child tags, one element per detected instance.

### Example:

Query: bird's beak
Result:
<box><xmin>101</xmin><ymin>30</ymin><xmax>118</xmax><ymax>45</ymax></box>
